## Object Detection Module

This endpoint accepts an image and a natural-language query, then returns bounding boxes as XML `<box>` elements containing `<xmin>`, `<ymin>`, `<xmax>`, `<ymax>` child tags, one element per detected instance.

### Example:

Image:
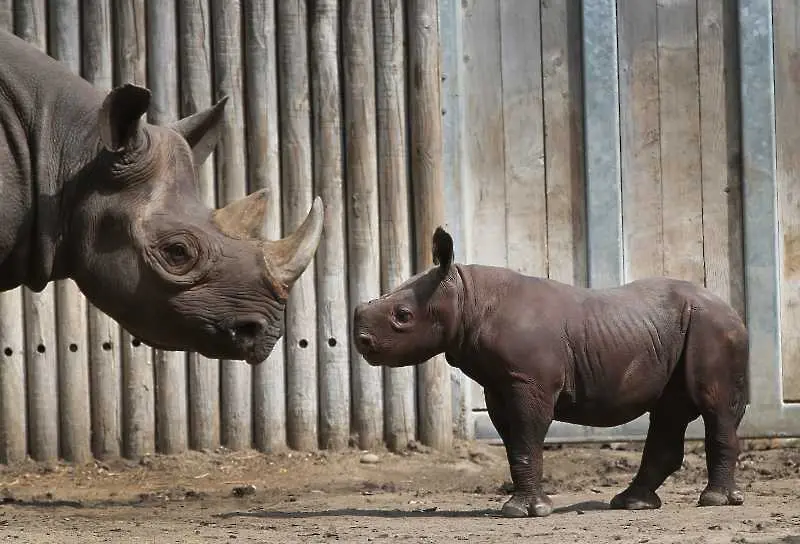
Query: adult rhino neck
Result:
<box><xmin>0</xmin><ymin>30</ymin><xmax>105</xmax><ymax>291</ymax></box>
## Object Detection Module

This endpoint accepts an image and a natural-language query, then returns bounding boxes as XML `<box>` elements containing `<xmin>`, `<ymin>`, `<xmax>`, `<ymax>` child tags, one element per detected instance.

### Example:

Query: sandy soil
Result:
<box><xmin>0</xmin><ymin>438</ymin><xmax>797</xmax><ymax>543</ymax></box>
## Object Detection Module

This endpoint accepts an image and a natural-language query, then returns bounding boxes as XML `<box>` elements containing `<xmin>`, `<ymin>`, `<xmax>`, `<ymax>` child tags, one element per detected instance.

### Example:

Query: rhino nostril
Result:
<box><xmin>229</xmin><ymin>320</ymin><xmax>265</xmax><ymax>342</ymax></box>
<box><xmin>356</xmin><ymin>332</ymin><xmax>376</xmax><ymax>351</ymax></box>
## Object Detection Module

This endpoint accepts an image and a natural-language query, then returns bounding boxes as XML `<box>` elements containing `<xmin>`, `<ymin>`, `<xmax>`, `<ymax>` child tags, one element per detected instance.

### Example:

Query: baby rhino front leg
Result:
<box><xmin>485</xmin><ymin>385</ymin><xmax>554</xmax><ymax>518</ymax></box>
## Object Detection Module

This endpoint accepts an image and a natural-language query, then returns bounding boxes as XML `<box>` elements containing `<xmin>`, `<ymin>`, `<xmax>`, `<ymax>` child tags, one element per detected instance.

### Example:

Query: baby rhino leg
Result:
<box><xmin>611</xmin><ymin>397</ymin><xmax>698</xmax><ymax>510</ymax></box>
<box><xmin>486</xmin><ymin>386</ymin><xmax>554</xmax><ymax>518</ymax></box>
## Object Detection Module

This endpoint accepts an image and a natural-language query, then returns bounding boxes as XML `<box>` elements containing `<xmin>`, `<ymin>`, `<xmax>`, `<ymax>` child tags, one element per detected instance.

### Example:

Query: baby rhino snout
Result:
<box><xmin>352</xmin><ymin>302</ymin><xmax>377</xmax><ymax>354</ymax></box>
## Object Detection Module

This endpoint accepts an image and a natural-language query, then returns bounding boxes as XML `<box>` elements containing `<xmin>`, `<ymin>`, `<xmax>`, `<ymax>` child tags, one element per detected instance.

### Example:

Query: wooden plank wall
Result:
<box><xmin>774</xmin><ymin>0</ymin><xmax>800</xmax><ymax>402</ymax></box>
<box><xmin>458</xmin><ymin>0</ymin><xmax>587</xmax><ymax>409</ymax></box>
<box><xmin>0</xmin><ymin>0</ymin><xmax>457</xmax><ymax>463</ymax></box>
<box><xmin>454</xmin><ymin>0</ymin><xmax>747</xmax><ymax>413</ymax></box>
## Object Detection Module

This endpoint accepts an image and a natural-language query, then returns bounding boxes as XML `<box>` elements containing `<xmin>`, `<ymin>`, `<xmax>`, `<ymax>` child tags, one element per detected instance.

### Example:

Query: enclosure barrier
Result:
<box><xmin>0</xmin><ymin>0</ymin><xmax>454</xmax><ymax>464</ymax></box>
<box><xmin>1</xmin><ymin>0</ymin><xmax>799</xmax><ymax>465</ymax></box>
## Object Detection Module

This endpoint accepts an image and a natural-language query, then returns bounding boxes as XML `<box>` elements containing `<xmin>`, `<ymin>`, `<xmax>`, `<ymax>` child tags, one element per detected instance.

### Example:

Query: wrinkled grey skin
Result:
<box><xmin>353</xmin><ymin>227</ymin><xmax>748</xmax><ymax>518</ymax></box>
<box><xmin>0</xmin><ymin>29</ymin><xmax>324</xmax><ymax>365</ymax></box>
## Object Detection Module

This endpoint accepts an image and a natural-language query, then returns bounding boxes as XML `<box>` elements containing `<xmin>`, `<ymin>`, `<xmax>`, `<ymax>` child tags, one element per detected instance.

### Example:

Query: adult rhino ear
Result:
<box><xmin>98</xmin><ymin>84</ymin><xmax>151</xmax><ymax>152</ymax></box>
<box><xmin>169</xmin><ymin>96</ymin><xmax>229</xmax><ymax>167</ymax></box>
<box><xmin>432</xmin><ymin>226</ymin><xmax>454</xmax><ymax>275</ymax></box>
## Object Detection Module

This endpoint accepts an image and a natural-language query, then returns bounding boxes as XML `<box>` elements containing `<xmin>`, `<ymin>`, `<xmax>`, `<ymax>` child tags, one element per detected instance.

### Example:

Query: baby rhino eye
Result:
<box><xmin>395</xmin><ymin>307</ymin><xmax>413</xmax><ymax>323</ymax></box>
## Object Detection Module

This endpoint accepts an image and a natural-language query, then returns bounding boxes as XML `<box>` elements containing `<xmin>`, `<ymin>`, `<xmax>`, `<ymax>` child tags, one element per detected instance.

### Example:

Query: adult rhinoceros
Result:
<box><xmin>0</xmin><ymin>29</ymin><xmax>323</xmax><ymax>365</ymax></box>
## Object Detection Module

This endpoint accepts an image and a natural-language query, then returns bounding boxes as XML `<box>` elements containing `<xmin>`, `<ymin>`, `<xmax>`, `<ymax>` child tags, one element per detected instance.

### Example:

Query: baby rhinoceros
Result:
<box><xmin>352</xmin><ymin>227</ymin><xmax>748</xmax><ymax>518</ymax></box>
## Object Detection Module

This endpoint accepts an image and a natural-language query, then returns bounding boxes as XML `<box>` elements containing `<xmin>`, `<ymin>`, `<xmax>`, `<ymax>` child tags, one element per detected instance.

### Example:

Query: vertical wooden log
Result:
<box><xmin>211</xmin><ymin>0</ymin><xmax>252</xmax><ymax>450</ymax></box>
<box><xmin>408</xmin><ymin>0</ymin><xmax>452</xmax><ymax>450</ymax></box>
<box><xmin>342</xmin><ymin>0</ymin><xmax>383</xmax><ymax>449</ymax></box>
<box><xmin>49</xmin><ymin>0</ymin><xmax>93</xmax><ymax>464</ymax></box>
<box><xmin>114</xmin><ymin>0</ymin><xmax>155</xmax><ymax>459</ymax></box>
<box><xmin>0</xmin><ymin>291</ymin><xmax>26</xmax><ymax>464</ymax></box>
<box><xmin>542</xmin><ymin>0</ymin><xmax>587</xmax><ymax>287</ymax></box>
<box><xmin>310</xmin><ymin>0</ymin><xmax>350</xmax><ymax>450</ymax></box>
<box><xmin>0</xmin><ymin>0</ymin><xmax>26</xmax><ymax>466</ymax></box>
<box><xmin>147</xmin><ymin>0</ymin><xmax>188</xmax><ymax>455</ymax></box>
<box><xmin>179</xmin><ymin>0</ymin><xmax>221</xmax><ymax>452</ymax></box>
<box><xmin>82</xmin><ymin>0</ymin><xmax>122</xmax><ymax>459</ymax></box>
<box><xmin>15</xmin><ymin>1</ymin><xmax>60</xmax><ymax>464</ymax></box>
<box><xmin>276</xmin><ymin>0</ymin><xmax>318</xmax><ymax>451</ymax></box>
<box><xmin>243</xmin><ymin>0</ymin><xmax>286</xmax><ymax>453</ymax></box>
<box><xmin>374</xmin><ymin>0</ymin><xmax>416</xmax><ymax>450</ymax></box>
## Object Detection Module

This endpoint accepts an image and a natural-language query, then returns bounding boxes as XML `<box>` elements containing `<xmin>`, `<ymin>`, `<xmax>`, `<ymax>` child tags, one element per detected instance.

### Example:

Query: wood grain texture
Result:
<box><xmin>657</xmin><ymin>0</ymin><xmax>704</xmax><ymax>284</ymax></box>
<box><xmin>211</xmin><ymin>0</ymin><xmax>252</xmax><ymax>451</ymax></box>
<box><xmin>50</xmin><ymin>0</ymin><xmax>92</xmax><ymax>464</ymax></box>
<box><xmin>461</xmin><ymin>0</ymin><xmax>504</xmax><ymax>412</ymax></box>
<box><xmin>375</xmin><ymin>0</ymin><xmax>416</xmax><ymax>450</ymax></box>
<box><xmin>500</xmin><ymin>0</ymin><xmax>547</xmax><ymax>278</ymax></box>
<box><xmin>409</xmin><ymin>0</ymin><xmax>452</xmax><ymax>450</ymax></box>
<box><xmin>0</xmin><ymin>290</ymin><xmax>26</xmax><ymax>464</ymax></box>
<box><xmin>0</xmin><ymin>0</ymin><xmax>10</xmax><ymax>30</ymax></box>
<box><xmin>243</xmin><ymin>0</ymin><xmax>286</xmax><ymax>453</ymax></box>
<box><xmin>14</xmin><ymin>3</ymin><xmax>59</xmax><ymax>464</ymax></box>
<box><xmin>698</xmin><ymin>0</ymin><xmax>744</xmax><ymax>318</ymax></box>
<box><xmin>179</xmin><ymin>0</ymin><xmax>221</xmax><ymax>452</ymax></box>
<box><xmin>461</xmin><ymin>0</ymin><xmax>506</xmax><ymax>269</ymax></box>
<box><xmin>542</xmin><ymin>0</ymin><xmax>587</xmax><ymax>287</ymax></box>
<box><xmin>311</xmin><ymin>0</ymin><xmax>351</xmax><ymax>450</ymax></box>
<box><xmin>82</xmin><ymin>0</ymin><xmax>122</xmax><ymax>459</ymax></box>
<box><xmin>343</xmin><ymin>0</ymin><xmax>384</xmax><ymax>450</ymax></box>
<box><xmin>146</xmin><ymin>0</ymin><xmax>189</xmax><ymax>456</ymax></box>
<box><xmin>277</xmin><ymin>0</ymin><xmax>319</xmax><ymax>451</ymax></box>
<box><xmin>114</xmin><ymin>0</ymin><xmax>155</xmax><ymax>460</ymax></box>
<box><xmin>773</xmin><ymin>0</ymin><xmax>800</xmax><ymax>401</ymax></box>
<box><xmin>0</xmin><ymin>0</ymin><xmax>30</xmax><ymax>467</ymax></box>
<box><xmin>617</xmin><ymin>0</ymin><xmax>663</xmax><ymax>281</ymax></box>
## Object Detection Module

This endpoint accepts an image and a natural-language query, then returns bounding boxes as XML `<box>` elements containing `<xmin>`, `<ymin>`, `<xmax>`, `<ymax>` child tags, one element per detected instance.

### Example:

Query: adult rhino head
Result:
<box><xmin>0</xmin><ymin>30</ymin><xmax>322</xmax><ymax>364</ymax></box>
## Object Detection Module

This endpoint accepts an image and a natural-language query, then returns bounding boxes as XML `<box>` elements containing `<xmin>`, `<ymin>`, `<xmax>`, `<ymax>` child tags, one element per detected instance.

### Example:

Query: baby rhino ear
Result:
<box><xmin>432</xmin><ymin>226</ymin><xmax>454</xmax><ymax>274</ymax></box>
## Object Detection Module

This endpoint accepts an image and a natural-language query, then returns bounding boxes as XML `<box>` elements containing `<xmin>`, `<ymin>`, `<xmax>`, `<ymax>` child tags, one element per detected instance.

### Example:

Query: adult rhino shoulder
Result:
<box><xmin>0</xmin><ymin>29</ymin><xmax>323</xmax><ymax>365</ymax></box>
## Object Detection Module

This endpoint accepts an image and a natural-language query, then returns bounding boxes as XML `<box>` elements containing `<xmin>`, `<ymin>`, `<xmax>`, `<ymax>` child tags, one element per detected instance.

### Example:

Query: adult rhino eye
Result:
<box><xmin>156</xmin><ymin>235</ymin><xmax>200</xmax><ymax>276</ymax></box>
<box><xmin>163</xmin><ymin>242</ymin><xmax>190</xmax><ymax>265</ymax></box>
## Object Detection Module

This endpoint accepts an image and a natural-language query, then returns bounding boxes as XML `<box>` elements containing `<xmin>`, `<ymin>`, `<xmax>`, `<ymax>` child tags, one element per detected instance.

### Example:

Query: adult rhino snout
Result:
<box><xmin>223</xmin><ymin>316</ymin><xmax>279</xmax><ymax>365</ymax></box>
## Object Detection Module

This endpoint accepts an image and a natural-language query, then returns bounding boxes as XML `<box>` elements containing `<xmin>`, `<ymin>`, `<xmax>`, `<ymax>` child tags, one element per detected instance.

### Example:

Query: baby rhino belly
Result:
<box><xmin>555</xmin><ymin>346</ymin><xmax>677</xmax><ymax>427</ymax></box>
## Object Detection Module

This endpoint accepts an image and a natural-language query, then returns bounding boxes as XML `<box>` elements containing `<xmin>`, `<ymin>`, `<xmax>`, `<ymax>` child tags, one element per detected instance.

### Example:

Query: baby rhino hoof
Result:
<box><xmin>698</xmin><ymin>487</ymin><xmax>744</xmax><ymax>507</ymax></box>
<box><xmin>500</xmin><ymin>494</ymin><xmax>553</xmax><ymax>518</ymax></box>
<box><xmin>610</xmin><ymin>486</ymin><xmax>662</xmax><ymax>510</ymax></box>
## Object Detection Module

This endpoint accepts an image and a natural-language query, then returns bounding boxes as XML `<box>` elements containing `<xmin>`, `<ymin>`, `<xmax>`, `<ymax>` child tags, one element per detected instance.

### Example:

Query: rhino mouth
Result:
<box><xmin>128</xmin><ymin>321</ymin><xmax>278</xmax><ymax>365</ymax></box>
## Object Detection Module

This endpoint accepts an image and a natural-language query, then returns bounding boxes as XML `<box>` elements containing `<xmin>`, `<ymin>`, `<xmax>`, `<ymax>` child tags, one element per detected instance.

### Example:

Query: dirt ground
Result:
<box><xmin>0</xmin><ymin>438</ymin><xmax>797</xmax><ymax>544</ymax></box>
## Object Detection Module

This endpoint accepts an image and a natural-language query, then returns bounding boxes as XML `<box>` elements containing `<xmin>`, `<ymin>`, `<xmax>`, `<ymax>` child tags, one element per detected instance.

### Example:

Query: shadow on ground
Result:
<box><xmin>215</xmin><ymin>499</ymin><xmax>612</xmax><ymax>520</ymax></box>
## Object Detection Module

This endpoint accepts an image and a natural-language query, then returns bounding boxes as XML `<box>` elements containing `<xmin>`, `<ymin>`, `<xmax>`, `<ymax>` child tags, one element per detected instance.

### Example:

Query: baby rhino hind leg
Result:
<box><xmin>610</xmin><ymin>395</ymin><xmax>698</xmax><ymax>510</ymax></box>
<box><xmin>686</xmin><ymin>307</ymin><xmax>748</xmax><ymax>507</ymax></box>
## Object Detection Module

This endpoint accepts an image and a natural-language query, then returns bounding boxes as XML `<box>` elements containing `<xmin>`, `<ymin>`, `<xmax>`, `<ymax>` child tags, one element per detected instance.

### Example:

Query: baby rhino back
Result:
<box><xmin>556</xmin><ymin>278</ymin><xmax>699</xmax><ymax>425</ymax></box>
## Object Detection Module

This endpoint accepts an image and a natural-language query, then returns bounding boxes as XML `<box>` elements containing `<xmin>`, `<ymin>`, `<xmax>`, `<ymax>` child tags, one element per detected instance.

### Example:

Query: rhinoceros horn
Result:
<box><xmin>212</xmin><ymin>190</ymin><xmax>324</xmax><ymax>292</ymax></box>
